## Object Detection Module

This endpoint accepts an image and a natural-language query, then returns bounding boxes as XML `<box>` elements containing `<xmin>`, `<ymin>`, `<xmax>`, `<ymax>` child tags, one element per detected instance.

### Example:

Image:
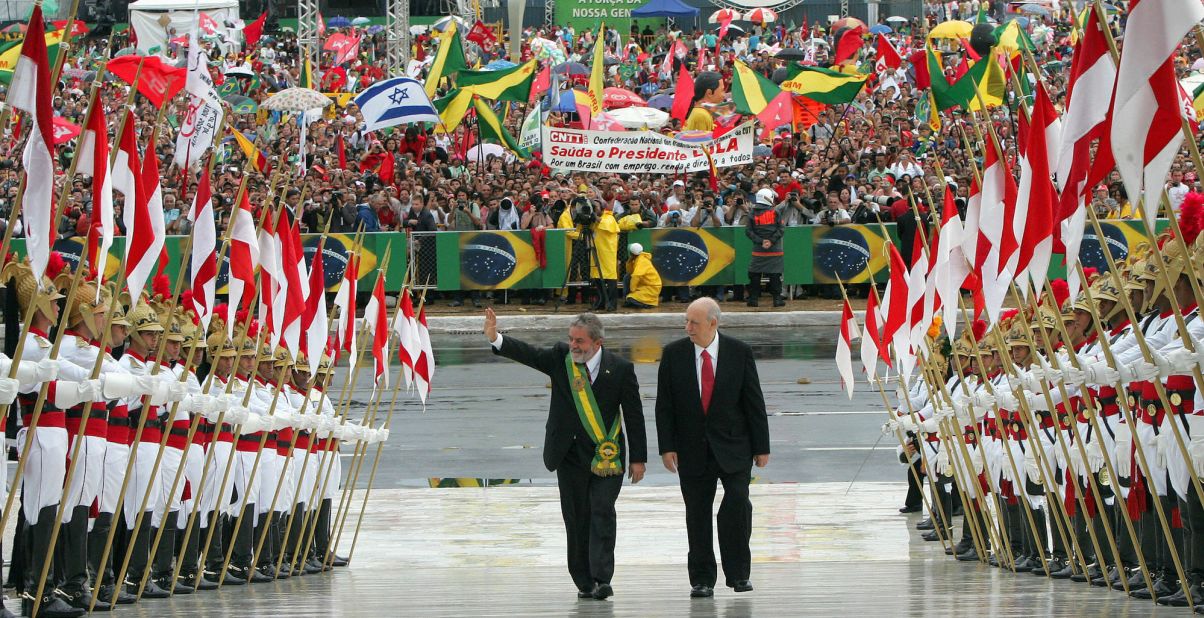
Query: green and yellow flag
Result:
<box><xmin>434</xmin><ymin>88</ymin><xmax>474</xmax><ymax>132</ymax></box>
<box><xmin>425</xmin><ymin>21</ymin><xmax>468</xmax><ymax>98</ymax></box>
<box><xmin>1193</xmin><ymin>82</ymin><xmax>1204</xmax><ymax>119</ymax></box>
<box><xmin>587</xmin><ymin>23</ymin><xmax>606</xmax><ymax>117</ymax></box>
<box><xmin>456</xmin><ymin>59</ymin><xmax>538</xmax><ymax>103</ymax></box>
<box><xmin>780</xmin><ymin>65</ymin><xmax>868</xmax><ymax>105</ymax></box>
<box><xmin>927</xmin><ymin>45</ymin><xmax>994</xmax><ymax>111</ymax></box>
<box><xmin>300</xmin><ymin>56</ymin><xmax>315</xmax><ymax>89</ymax></box>
<box><xmin>473</xmin><ymin>96</ymin><xmax>529</xmax><ymax>159</ymax></box>
<box><xmin>731</xmin><ymin>60</ymin><xmax>781</xmax><ymax>115</ymax></box>
<box><xmin>0</xmin><ymin>28</ymin><xmax>64</xmax><ymax>83</ymax></box>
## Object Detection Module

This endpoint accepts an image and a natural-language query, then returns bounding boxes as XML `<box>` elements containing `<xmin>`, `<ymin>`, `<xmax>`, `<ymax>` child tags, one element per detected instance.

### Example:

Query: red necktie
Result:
<box><xmin>700</xmin><ymin>349</ymin><xmax>714</xmax><ymax>414</ymax></box>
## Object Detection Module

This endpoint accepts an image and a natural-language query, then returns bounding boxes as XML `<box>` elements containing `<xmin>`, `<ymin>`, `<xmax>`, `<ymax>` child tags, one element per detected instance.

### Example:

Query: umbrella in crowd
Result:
<box><xmin>775</xmin><ymin>48</ymin><xmax>807</xmax><ymax>61</ymax></box>
<box><xmin>869</xmin><ymin>24</ymin><xmax>892</xmax><ymax>35</ymax></box>
<box><xmin>744</xmin><ymin>8</ymin><xmax>778</xmax><ymax>23</ymax></box>
<box><xmin>352</xmin><ymin>17</ymin><xmax>372</xmax><ymax>26</ymax></box>
<box><xmin>553</xmin><ymin>61</ymin><xmax>589</xmax><ymax>76</ymax></box>
<box><xmin>708</xmin><ymin>8</ymin><xmax>742</xmax><ymax>24</ymax></box>
<box><xmin>484</xmin><ymin>60</ymin><xmax>518</xmax><ymax>70</ymax></box>
<box><xmin>327</xmin><ymin>16</ymin><xmax>352</xmax><ymax>28</ymax></box>
<box><xmin>466</xmin><ymin>143</ymin><xmax>513</xmax><ymax>162</ymax></box>
<box><xmin>432</xmin><ymin>16</ymin><xmax>462</xmax><ymax>32</ymax></box>
<box><xmin>885</xmin><ymin>15</ymin><xmax>909</xmax><ymax>23</ymax></box>
<box><xmin>645</xmin><ymin>93</ymin><xmax>673</xmax><ymax>110</ymax></box>
<box><xmin>225</xmin><ymin>65</ymin><xmax>254</xmax><ymax>79</ymax></box>
<box><xmin>1018</xmin><ymin>3</ymin><xmax>1052</xmax><ymax>16</ymax></box>
<box><xmin>608</xmin><ymin>106</ymin><xmax>670</xmax><ymax>129</ymax></box>
<box><xmin>262</xmin><ymin>87</ymin><xmax>331</xmax><ymax>112</ymax></box>
<box><xmin>830</xmin><ymin>17</ymin><xmax>866</xmax><ymax>31</ymax></box>
<box><xmin>927</xmin><ymin>19</ymin><xmax>973</xmax><ymax>39</ymax></box>
<box><xmin>603</xmin><ymin>87</ymin><xmax>645</xmax><ymax>109</ymax></box>
<box><xmin>716</xmin><ymin>24</ymin><xmax>745</xmax><ymax>38</ymax></box>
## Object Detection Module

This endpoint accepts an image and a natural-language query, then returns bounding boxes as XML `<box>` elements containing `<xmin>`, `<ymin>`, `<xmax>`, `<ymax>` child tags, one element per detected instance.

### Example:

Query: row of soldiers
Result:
<box><xmin>0</xmin><ymin>258</ymin><xmax>386</xmax><ymax>618</ymax></box>
<box><xmin>887</xmin><ymin>227</ymin><xmax>1204</xmax><ymax>613</ymax></box>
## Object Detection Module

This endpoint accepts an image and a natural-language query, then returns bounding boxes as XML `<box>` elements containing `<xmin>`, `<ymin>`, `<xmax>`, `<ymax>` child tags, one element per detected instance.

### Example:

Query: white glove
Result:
<box><xmin>1114</xmin><ymin>423</ymin><xmax>1133</xmax><ymax>478</ymax></box>
<box><xmin>1022</xmin><ymin>371</ymin><xmax>1047</xmax><ymax>393</ymax></box>
<box><xmin>179</xmin><ymin>394</ymin><xmax>212</xmax><ymax>413</ymax></box>
<box><xmin>1155</xmin><ymin>431</ymin><xmax>1170</xmax><ymax>469</ymax></box>
<box><xmin>1024</xmin><ymin>447</ymin><xmax>1043</xmax><ymax>485</ymax></box>
<box><xmin>367</xmin><ymin>428</ymin><xmax>384</xmax><ymax>444</ymax></box>
<box><xmin>1084</xmin><ymin>364</ymin><xmax>1120</xmax><ymax>386</ymax></box>
<box><xmin>1062</xmin><ymin>366</ymin><xmax>1087</xmax><ymax>386</ymax></box>
<box><xmin>933</xmin><ymin>449</ymin><xmax>951</xmax><ymax>477</ymax></box>
<box><xmin>8</xmin><ymin>358</ymin><xmax>60</xmax><ymax>383</ymax></box>
<box><xmin>920</xmin><ymin>417</ymin><xmax>940</xmax><ymax>433</ymax></box>
<box><xmin>1067</xmin><ymin>445</ymin><xmax>1084</xmax><ymax>475</ymax></box>
<box><xmin>165</xmin><ymin>379</ymin><xmax>188</xmax><ymax>403</ymax></box>
<box><xmin>995</xmin><ymin>390</ymin><xmax>1019</xmax><ymax>411</ymax></box>
<box><xmin>1133</xmin><ymin>360</ymin><xmax>1160</xmax><ymax>382</ymax></box>
<box><xmin>968</xmin><ymin>446</ymin><xmax>984</xmax><ymax>475</ymax></box>
<box><xmin>898</xmin><ymin>418</ymin><xmax>919</xmax><ymax>434</ymax></box>
<box><xmin>1165</xmin><ymin>348</ymin><xmax>1199</xmax><ymax>374</ymax></box>
<box><xmin>1023</xmin><ymin>392</ymin><xmax>1047</xmax><ymax>412</ymax></box>
<box><xmin>882</xmin><ymin>419</ymin><xmax>901</xmax><ymax>435</ymax></box>
<box><xmin>0</xmin><ymin>377</ymin><xmax>18</xmax><ymax>405</ymax></box>
<box><xmin>270</xmin><ymin>409</ymin><xmax>294</xmax><ymax>431</ymax></box>
<box><xmin>240</xmin><ymin>414</ymin><xmax>265</xmax><ymax>434</ymax></box>
<box><xmin>1085</xmin><ymin>438</ymin><xmax>1106</xmax><ymax>472</ymax></box>
<box><xmin>1187</xmin><ymin>415</ymin><xmax>1204</xmax><ymax>477</ymax></box>
<box><xmin>202</xmin><ymin>395</ymin><xmax>227</xmax><ymax>416</ymax></box>
<box><xmin>935</xmin><ymin>407</ymin><xmax>957</xmax><ymax>421</ymax></box>
<box><xmin>378</xmin><ymin>428</ymin><xmax>390</xmax><ymax>443</ymax></box>
<box><xmin>225</xmin><ymin>406</ymin><xmax>250</xmax><ymax>426</ymax></box>
<box><xmin>53</xmin><ymin>379</ymin><xmax>103</xmax><ymax>408</ymax></box>
<box><xmin>1150</xmin><ymin>350</ymin><xmax>1173</xmax><ymax>379</ymax></box>
<box><xmin>972</xmin><ymin>390</ymin><xmax>997</xmax><ymax>408</ymax></box>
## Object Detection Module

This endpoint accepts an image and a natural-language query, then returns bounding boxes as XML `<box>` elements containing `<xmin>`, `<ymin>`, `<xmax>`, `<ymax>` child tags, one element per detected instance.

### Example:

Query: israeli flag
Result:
<box><xmin>354</xmin><ymin>76</ymin><xmax>441</xmax><ymax>132</ymax></box>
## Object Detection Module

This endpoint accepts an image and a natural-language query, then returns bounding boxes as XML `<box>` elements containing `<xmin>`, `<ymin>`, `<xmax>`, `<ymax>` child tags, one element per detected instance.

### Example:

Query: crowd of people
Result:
<box><xmin>19</xmin><ymin>0</ymin><xmax>1192</xmax><ymax>312</ymax></box>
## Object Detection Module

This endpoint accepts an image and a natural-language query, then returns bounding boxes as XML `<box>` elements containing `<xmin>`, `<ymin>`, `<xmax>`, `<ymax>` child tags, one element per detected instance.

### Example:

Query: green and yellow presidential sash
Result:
<box><xmin>565</xmin><ymin>355</ymin><xmax>623</xmax><ymax>477</ymax></box>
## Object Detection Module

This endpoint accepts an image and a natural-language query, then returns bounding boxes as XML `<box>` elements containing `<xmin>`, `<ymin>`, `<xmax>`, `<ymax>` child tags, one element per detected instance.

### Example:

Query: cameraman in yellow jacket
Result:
<box><xmin>623</xmin><ymin>243</ymin><xmax>661</xmax><ymax>309</ymax></box>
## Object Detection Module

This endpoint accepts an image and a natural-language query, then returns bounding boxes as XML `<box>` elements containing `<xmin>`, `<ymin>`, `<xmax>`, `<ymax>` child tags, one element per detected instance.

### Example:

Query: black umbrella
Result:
<box><xmin>771</xmin><ymin>66</ymin><xmax>790</xmax><ymax>84</ymax></box>
<box><xmin>775</xmin><ymin>48</ymin><xmax>807</xmax><ymax>61</ymax></box>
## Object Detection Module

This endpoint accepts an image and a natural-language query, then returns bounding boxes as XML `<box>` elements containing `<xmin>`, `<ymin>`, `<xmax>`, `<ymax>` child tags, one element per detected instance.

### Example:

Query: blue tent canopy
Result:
<box><xmin>630</xmin><ymin>0</ymin><xmax>699</xmax><ymax>19</ymax></box>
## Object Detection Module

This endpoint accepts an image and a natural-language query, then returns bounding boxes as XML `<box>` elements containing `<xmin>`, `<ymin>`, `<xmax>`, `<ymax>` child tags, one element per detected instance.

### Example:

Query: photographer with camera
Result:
<box><xmin>746</xmin><ymin>189</ymin><xmax>786</xmax><ymax>308</ymax></box>
<box><xmin>564</xmin><ymin>196</ymin><xmax>621</xmax><ymax>312</ymax></box>
<box><xmin>688</xmin><ymin>197</ymin><xmax>724</xmax><ymax>229</ymax></box>
<box><xmin>776</xmin><ymin>191</ymin><xmax>816</xmax><ymax>228</ymax></box>
<box><xmin>813</xmin><ymin>192</ymin><xmax>852</xmax><ymax>226</ymax></box>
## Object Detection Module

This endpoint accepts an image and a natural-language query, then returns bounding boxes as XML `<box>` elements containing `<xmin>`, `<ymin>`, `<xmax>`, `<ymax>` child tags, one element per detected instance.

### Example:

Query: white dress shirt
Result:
<box><xmin>693</xmin><ymin>334</ymin><xmax>720</xmax><ymax>397</ymax></box>
<box><xmin>491</xmin><ymin>334</ymin><xmax>602</xmax><ymax>382</ymax></box>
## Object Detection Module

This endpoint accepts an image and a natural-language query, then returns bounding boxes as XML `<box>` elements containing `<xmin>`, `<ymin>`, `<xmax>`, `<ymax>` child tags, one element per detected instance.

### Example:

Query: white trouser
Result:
<box><xmin>98</xmin><ymin>441</ymin><xmax>130</xmax><ymax>518</ymax></box>
<box><xmin>233</xmin><ymin>450</ymin><xmax>263</xmax><ymax>527</ymax></box>
<box><xmin>64</xmin><ymin>434</ymin><xmax>107</xmax><ymax>522</ymax></box>
<box><xmin>198</xmin><ymin>440</ymin><xmax>236</xmax><ymax>520</ymax></box>
<box><xmin>178</xmin><ymin>442</ymin><xmax>205</xmax><ymax>529</ymax></box>
<box><xmin>124</xmin><ymin>440</ymin><xmax>163</xmax><ymax>527</ymax></box>
<box><xmin>18</xmin><ymin>426</ymin><xmax>67</xmax><ymax>525</ymax></box>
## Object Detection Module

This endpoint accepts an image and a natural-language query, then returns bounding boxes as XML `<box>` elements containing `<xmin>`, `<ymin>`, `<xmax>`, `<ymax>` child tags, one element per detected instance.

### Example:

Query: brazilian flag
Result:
<box><xmin>457</xmin><ymin>59</ymin><xmax>538</xmax><ymax>103</ymax></box>
<box><xmin>811</xmin><ymin>225</ymin><xmax>890</xmax><ymax>284</ymax></box>
<box><xmin>458</xmin><ymin>231</ymin><xmax>541</xmax><ymax>290</ymax></box>
<box><xmin>650</xmin><ymin>228</ymin><xmax>736</xmax><ymax>286</ymax></box>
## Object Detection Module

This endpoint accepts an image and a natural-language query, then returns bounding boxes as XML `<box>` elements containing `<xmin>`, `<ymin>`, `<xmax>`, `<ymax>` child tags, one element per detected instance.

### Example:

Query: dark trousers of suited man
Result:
<box><xmin>483</xmin><ymin>308</ymin><xmax>648</xmax><ymax>599</ymax></box>
<box><xmin>656</xmin><ymin>298</ymin><xmax>771</xmax><ymax>596</ymax></box>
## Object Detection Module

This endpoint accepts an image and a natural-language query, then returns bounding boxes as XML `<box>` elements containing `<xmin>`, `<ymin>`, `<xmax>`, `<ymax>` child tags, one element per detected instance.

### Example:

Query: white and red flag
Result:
<box><xmin>861</xmin><ymin>288</ymin><xmax>886</xmax><ymax>379</ymax></box>
<box><xmin>933</xmin><ymin>187</ymin><xmax>969</xmax><ymax>339</ymax></box>
<box><xmin>363</xmin><ymin>275</ymin><xmax>390</xmax><ymax>389</ymax></box>
<box><xmin>1055</xmin><ymin>5</ymin><xmax>1115</xmax><ymax>301</ymax></box>
<box><xmin>303</xmin><ymin>240</ymin><xmax>328</xmax><ymax>376</ymax></box>
<box><xmin>1109</xmin><ymin>0</ymin><xmax>1204</xmax><ymax>224</ymax></box>
<box><xmin>391</xmin><ymin>288</ymin><xmax>420</xmax><ymax>388</ymax></box>
<box><xmin>187</xmin><ymin>161</ymin><xmax>217</xmax><ymax>331</ymax></box>
<box><xmin>332</xmin><ymin>255</ymin><xmax>359</xmax><ymax>370</ymax></box>
<box><xmin>977</xmin><ymin>134</ymin><xmax>1019</xmax><ymax>323</ymax></box>
<box><xmin>1015</xmin><ymin>84</ymin><xmax>1059</xmax><ymax>297</ymax></box>
<box><xmin>836</xmin><ymin>298</ymin><xmax>857</xmax><ymax>400</ymax></box>
<box><xmin>76</xmin><ymin>94</ymin><xmax>113</xmax><ymax>289</ymax></box>
<box><xmin>227</xmin><ymin>189</ymin><xmax>259</xmax><ymax>335</ymax></box>
<box><xmin>414</xmin><ymin>304</ymin><xmax>434</xmax><ymax>403</ymax></box>
<box><xmin>9</xmin><ymin>5</ymin><xmax>56</xmax><ymax>286</ymax></box>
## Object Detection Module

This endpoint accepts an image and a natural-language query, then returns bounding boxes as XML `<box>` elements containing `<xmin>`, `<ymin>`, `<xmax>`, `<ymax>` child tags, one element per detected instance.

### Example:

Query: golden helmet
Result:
<box><xmin>126</xmin><ymin>298</ymin><xmax>164</xmax><ymax>333</ymax></box>
<box><xmin>237</xmin><ymin>330</ymin><xmax>258</xmax><ymax>356</ymax></box>
<box><xmin>1005</xmin><ymin>325</ymin><xmax>1031</xmax><ymax>348</ymax></box>
<box><xmin>60</xmin><ymin>279</ymin><xmax>108</xmax><ymax>328</ymax></box>
<box><xmin>206</xmin><ymin>330</ymin><xmax>236</xmax><ymax>357</ymax></box>
<box><xmin>181</xmin><ymin>316</ymin><xmax>206</xmax><ymax>349</ymax></box>
<box><xmin>1031</xmin><ymin>305</ymin><xmax>1059</xmax><ymax>332</ymax></box>
<box><xmin>318</xmin><ymin>354</ymin><xmax>335</xmax><ymax>375</ymax></box>
<box><xmin>293</xmin><ymin>352</ymin><xmax>311</xmax><ymax>372</ymax></box>
<box><xmin>257</xmin><ymin>345</ymin><xmax>280</xmax><ymax>364</ymax></box>
<box><xmin>1</xmin><ymin>259</ymin><xmax>63</xmax><ymax>318</ymax></box>
<box><xmin>273</xmin><ymin>347</ymin><xmax>294</xmax><ymax>368</ymax></box>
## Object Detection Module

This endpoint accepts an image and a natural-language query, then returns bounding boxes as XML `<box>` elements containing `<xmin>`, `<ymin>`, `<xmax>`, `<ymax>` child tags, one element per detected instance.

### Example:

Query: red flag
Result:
<box><xmin>188</xmin><ymin>160</ymin><xmax>217</xmax><ymax>331</ymax></box>
<box><xmin>414</xmin><ymin>306</ymin><xmax>434</xmax><ymax>402</ymax></box>
<box><xmin>836</xmin><ymin>299</ymin><xmax>856</xmax><ymax>399</ymax></box>
<box><xmin>52</xmin><ymin>20</ymin><xmax>89</xmax><ymax>38</ymax></box>
<box><xmin>530</xmin><ymin>64</ymin><xmax>551</xmax><ymax>105</ymax></box>
<box><xmin>337</xmin><ymin>133</ymin><xmax>348</xmax><ymax>170</ymax></box>
<box><xmin>227</xmin><ymin>190</ymin><xmax>259</xmax><ymax>331</ymax></box>
<box><xmin>303</xmin><ymin>238</ymin><xmax>328</xmax><ymax>375</ymax></box>
<box><xmin>910</xmin><ymin>50</ymin><xmax>931</xmax><ymax>90</ymax></box>
<box><xmin>242</xmin><ymin>11</ymin><xmax>268</xmax><ymax>49</ymax></box>
<box><xmin>77</xmin><ymin>95</ymin><xmax>113</xmax><ymax>282</ymax></box>
<box><xmin>882</xmin><ymin>242</ymin><xmax>910</xmax><ymax>355</ymax></box>
<box><xmin>671</xmin><ymin>63</ymin><xmax>693</xmax><ymax>122</ymax></box>
<box><xmin>333</xmin><ymin>255</ymin><xmax>359</xmax><ymax>368</ymax></box>
<box><xmin>51</xmin><ymin>116</ymin><xmax>80</xmax><ymax>145</ymax></box>
<box><xmin>1015</xmin><ymin>84</ymin><xmax>1058</xmax><ymax>296</ymax></box>
<box><xmin>107</xmin><ymin>56</ymin><xmax>188</xmax><ymax>108</ymax></box>
<box><xmin>863</xmin><ymin>287</ymin><xmax>889</xmax><ymax>373</ymax></box>
<box><xmin>276</xmin><ymin>213</ymin><xmax>308</xmax><ymax>354</ymax></box>
<box><xmin>9</xmin><ymin>4</ymin><xmax>55</xmax><ymax>285</ymax></box>
<box><xmin>466</xmin><ymin>21</ymin><xmax>498</xmax><ymax>47</ymax></box>
<box><xmin>834</xmin><ymin>27</ymin><xmax>866</xmax><ymax>65</ymax></box>
<box><xmin>874</xmin><ymin>34</ymin><xmax>902</xmax><ymax>71</ymax></box>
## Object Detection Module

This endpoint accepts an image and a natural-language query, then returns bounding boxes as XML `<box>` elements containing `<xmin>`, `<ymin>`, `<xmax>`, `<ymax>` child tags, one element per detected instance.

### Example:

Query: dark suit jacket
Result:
<box><xmin>493</xmin><ymin>336</ymin><xmax>647</xmax><ymax>472</ymax></box>
<box><xmin>655</xmin><ymin>333</ymin><xmax>771</xmax><ymax>476</ymax></box>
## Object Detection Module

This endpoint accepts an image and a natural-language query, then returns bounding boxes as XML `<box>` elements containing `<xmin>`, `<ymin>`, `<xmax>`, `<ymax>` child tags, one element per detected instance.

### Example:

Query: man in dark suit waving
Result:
<box><xmin>656</xmin><ymin>297</ymin><xmax>770</xmax><ymax>598</ymax></box>
<box><xmin>484</xmin><ymin>308</ymin><xmax>647</xmax><ymax>600</ymax></box>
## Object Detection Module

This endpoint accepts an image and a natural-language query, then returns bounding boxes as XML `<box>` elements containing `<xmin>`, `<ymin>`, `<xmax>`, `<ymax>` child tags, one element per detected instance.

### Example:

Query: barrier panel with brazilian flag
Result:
<box><xmin>7</xmin><ymin>220</ymin><xmax>1164</xmax><ymax>293</ymax></box>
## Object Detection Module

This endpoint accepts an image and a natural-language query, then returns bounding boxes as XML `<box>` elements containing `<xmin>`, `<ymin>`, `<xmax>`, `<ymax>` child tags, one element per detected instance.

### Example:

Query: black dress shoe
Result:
<box><xmin>207</xmin><ymin>569</ymin><xmax>244</xmax><ymax>586</ymax></box>
<box><xmin>592</xmin><ymin>583</ymin><xmax>613</xmax><ymax>600</ymax></box>
<box><xmin>21</xmin><ymin>593</ymin><xmax>84</xmax><ymax>618</ymax></box>
<box><xmin>1050</xmin><ymin>561</ymin><xmax>1075</xmax><ymax>580</ymax></box>
<box><xmin>1158</xmin><ymin>583</ymin><xmax>1201</xmax><ymax>607</ymax></box>
<box><xmin>1012</xmin><ymin>555</ymin><xmax>1035</xmax><ymax>573</ymax></box>
<box><xmin>745</xmin><ymin>300</ymin><xmax>759</xmax><ymax>308</ymax></box>
<box><xmin>57</xmin><ymin>588</ymin><xmax>111</xmax><ymax>612</ymax></box>
<box><xmin>899</xmin><ymin>505</ymin><xmax>922</xmax><ymax>514</ymax></box>
<box><xmin>1132</xmin><ymin>576</ymin><xmax>1176</xmax><ymax>600</ymax></box>
<box><xmin>956</xmin><ymin>548</ymin><xmax>980</xmax><ymax>562</ymax></box>
<box><xmin>96</xmin><ymin>584</ymin><xmax>137</xmax><ymax>605</ymax></box>
<box><xmin>305</xmin><ymin>558</ymin><xmax>325</xmax><ymax>574</ymax></box>
<box><xmin>988</xmin><ymin>555</ymin><xmax>1000</xmax><ymax>568</ymax></box>
<box><xmin>130</xmin><ymin>579</ymin><xmax>171</xmax><ymax>599</ymax></box>
<box><xmin>772</xmin><ymin>298</ymin><xmax>786</xmax><ymax>308</ymax></box>
<box><xmin>916</xmin><ymin>518</ymin><xmax>934</xmax><ymax>531</ymax></box>
<box><xmin>732</xmin><ymin>580</ymin><xmax>753</xmax><ymax>592</ymax></box>
<box><xmin>920</xmin><ymin>529</ymin><xmax>949</xmax><ymax>542</ymax></box>
<box><xmin>328</xmin><ymin>553</ymin><xmax>349</xmax><ymax>567</ymax></box>
<box><xmin>577</xmin><ymin>589</ymin><xmax>594</xmax><ymax>599</ymax></box>
<box><xmin>162</xmin><ymin>577</ymin><xmax>194</xmax><ymax>595</ymax></box>
<box><xmin>690</xmin><ymin>584</ymin><xmax>714</xmax><ymax>598</ymax></box>
<box><xmin>952</xmin><ymin>539</ymin><xmax>973</xmax><ymax>555</ymax></box>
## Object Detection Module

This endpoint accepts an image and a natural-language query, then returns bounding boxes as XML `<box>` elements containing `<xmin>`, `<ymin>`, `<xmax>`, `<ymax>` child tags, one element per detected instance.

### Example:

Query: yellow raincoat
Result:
<box><xmin>625</xmin><ymin>252</ymin><xmax>661</xmax><ymax>307</ymax></box>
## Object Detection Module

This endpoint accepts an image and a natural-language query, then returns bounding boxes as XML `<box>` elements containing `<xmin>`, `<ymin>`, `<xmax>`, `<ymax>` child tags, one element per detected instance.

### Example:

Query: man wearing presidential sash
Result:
<box><xmin>483</xmin><ymin>309</ymin><xmax>647</xmax><ymax>601</ymax></box>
